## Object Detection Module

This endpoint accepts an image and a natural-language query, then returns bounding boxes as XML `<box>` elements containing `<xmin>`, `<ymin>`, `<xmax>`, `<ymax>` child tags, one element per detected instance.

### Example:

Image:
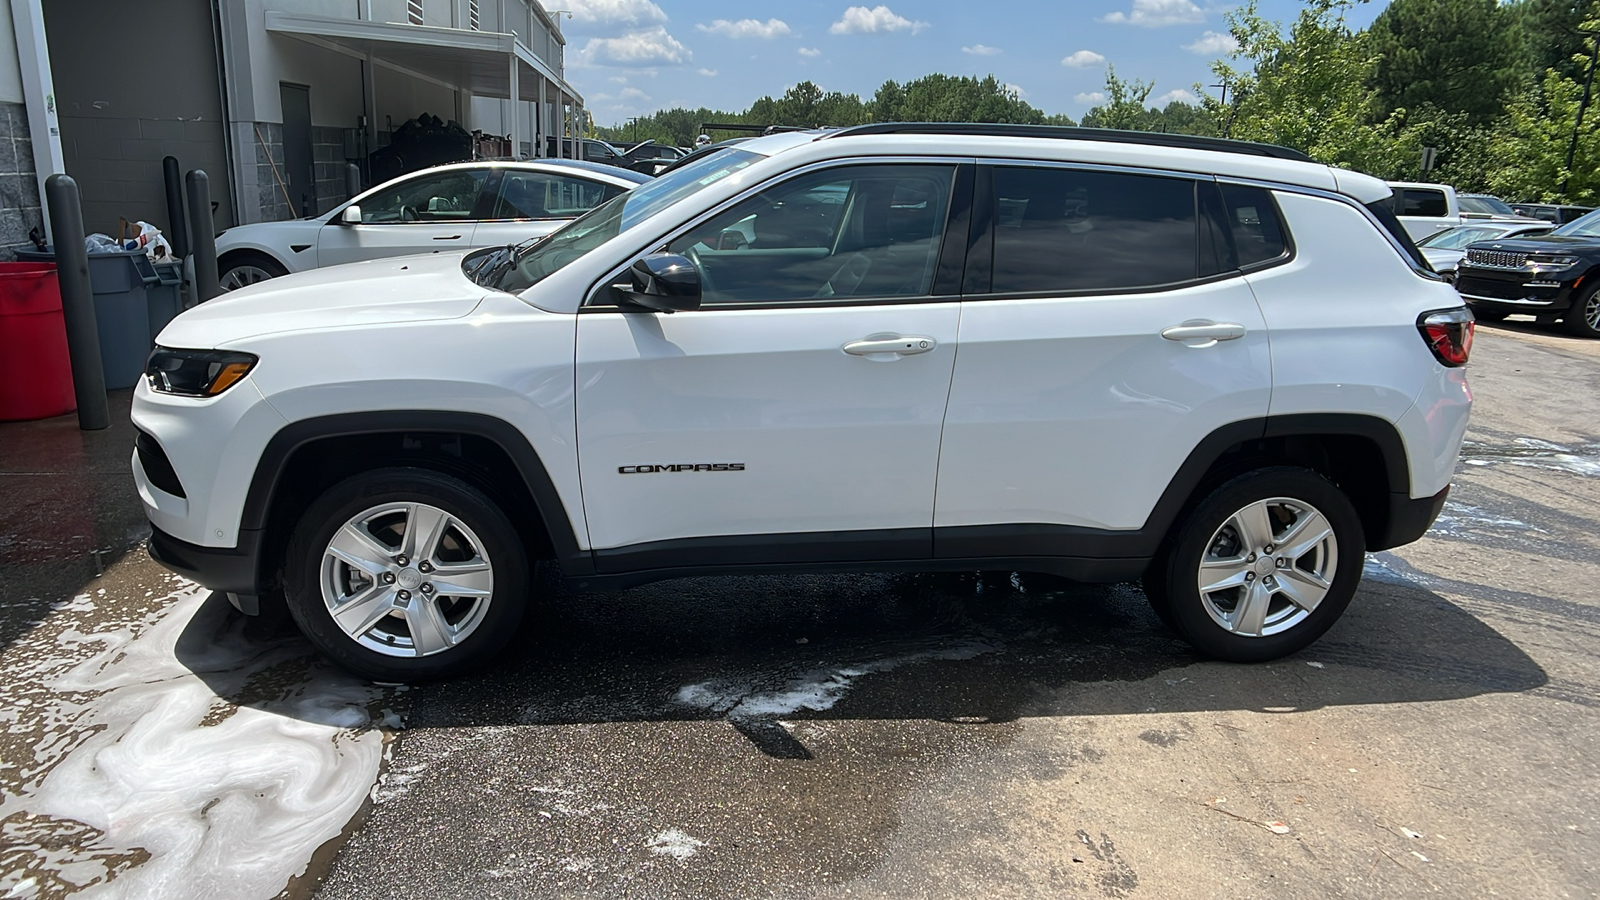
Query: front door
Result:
<box><xmin>317</xmin><ymin>167</ymin><xmax>489</xmax><ymax>266</ymax></box>
<box><xmin>575</xmin><ymin>162</ymin><xmax>967</xmax><ymax>563</ymax></box>
<box><xmin>278</xmin><ymin>84</ymin><xmax>315</xmax><ymax>217</ymax></box>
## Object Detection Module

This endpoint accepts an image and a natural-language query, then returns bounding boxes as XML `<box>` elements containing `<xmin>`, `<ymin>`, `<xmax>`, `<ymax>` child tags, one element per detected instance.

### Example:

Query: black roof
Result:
<box><xmin>819</xmin><ymin>122</ymin><xmax>1313</xmax><ymax>163</ymax></box>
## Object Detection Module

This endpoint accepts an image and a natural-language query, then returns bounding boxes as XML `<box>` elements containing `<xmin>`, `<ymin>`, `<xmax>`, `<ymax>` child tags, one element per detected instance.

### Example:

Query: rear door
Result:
<box><xmin>933</xmin><ymin>164</ymin><xmax>1274</xmax><ymax>552</ymax></box>
<box><xmin>317</xmin><ymin>167</ymin><xmax>490</xmax><ymax>266</ymax></box>
<box><xmin>574</xmin><ymin>161</ymin><xmax>972</xmax><ymax>562</ymax></box>
<box><xmin>471</xmin><ymin>169</ymin><xmax>629</xmax><ymax>249</ymax></box>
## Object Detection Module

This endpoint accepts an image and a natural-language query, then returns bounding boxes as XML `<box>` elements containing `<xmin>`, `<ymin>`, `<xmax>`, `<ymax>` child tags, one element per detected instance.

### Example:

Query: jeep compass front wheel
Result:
<box><xmin>1148</xmin><ymin>467</ymin><xmax>1364</xmax><ymax>662</ymax></box>
<box><xmin>283</xmin><ymin>468</ymin><xmax>528</xmax><ymax>681</ymax></box>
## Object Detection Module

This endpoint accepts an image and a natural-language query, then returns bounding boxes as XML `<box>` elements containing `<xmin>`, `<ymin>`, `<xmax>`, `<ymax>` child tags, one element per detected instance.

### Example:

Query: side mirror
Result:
<box><xmin>340</xmin><ymin>205</ymin><xmax>362</xmax><ymax>225</ymax></box>
<box><xmin>613</xmin><ymin>252</ymin><xmax>701</xmax><ymax>313</ymax></box>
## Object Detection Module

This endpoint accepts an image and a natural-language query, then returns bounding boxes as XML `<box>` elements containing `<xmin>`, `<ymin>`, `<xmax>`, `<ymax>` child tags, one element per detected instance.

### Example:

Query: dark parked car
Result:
<box><xmin>1455</xmin><ymin>208</ymin><xmax>1600</xmax><ymax>336</ymax></box>
<box><xmin>620</xmin><ymin>140</ymin><xmax>688</xmax><ymax>176</ymax></box>
<box><xmin>1509</xmin><ymin>203</ymin><xmax>1595</xmax><ymax>225</ymax></box>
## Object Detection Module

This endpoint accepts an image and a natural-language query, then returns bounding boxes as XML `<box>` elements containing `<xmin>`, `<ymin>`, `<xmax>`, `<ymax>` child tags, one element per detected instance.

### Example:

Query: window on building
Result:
<box><xmin>666</xmin><ymin>164</ymin><xmax>955</xmax><ymax>304</ymax></box>
<box><xmin>990</xmin><ymin>166</ymin><xmax>1199</xmax><ymax>293</ymax></box>
<box><xmin>407</xmin><ymin>0</ymin><xmax>424</xmax><ymax>25</ymax></box>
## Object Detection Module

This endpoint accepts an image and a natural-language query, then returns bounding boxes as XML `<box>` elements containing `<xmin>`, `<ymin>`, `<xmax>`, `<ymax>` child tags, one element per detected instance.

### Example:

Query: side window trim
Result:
<box><xmin>1221</xmin><ymin>183</ymin><xmax>1295</xmax><ymax>274</ymax></box>
<box><xmin>931</xmin><ymin>163</ymin><xmax>977</xmax><ymax>297</ymax></box>
<box><xmin>345</xmin><ymin>167</ymin><xmax>491</xmax><ymax>226</ymax></box>
<box><xmin>582</xmin><ymin>156</ymin><xmax>977</xmax><ymax>312</ymax></box>
<box><xmin>965</xmin><ymin>161</ymin><xmax>1218</xmax><ymax>300</ymax></box>
<box><xmin>472</xmin><ymin>168</ymin><xmax>505</xmax><ymax>220</ymax></box>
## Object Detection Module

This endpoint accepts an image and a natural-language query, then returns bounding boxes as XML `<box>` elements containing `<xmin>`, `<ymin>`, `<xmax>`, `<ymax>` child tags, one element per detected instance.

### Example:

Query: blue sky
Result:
<box><xmin>561</xmin><ymin>0</ymin><xmax>1388</xmax><ymax>127</ymax></box>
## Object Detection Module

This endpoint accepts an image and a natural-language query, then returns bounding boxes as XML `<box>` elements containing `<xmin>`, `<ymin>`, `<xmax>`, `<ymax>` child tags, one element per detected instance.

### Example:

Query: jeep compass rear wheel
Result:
<box><xmin>283</xmin><ymin>468</ymin><xmax>528</xmax><ymax>681</ymax></box>
<box><xmin>1149</xmin><ymin>467</ymin><xmax>1363</xmax><ymax>662</ymax></box>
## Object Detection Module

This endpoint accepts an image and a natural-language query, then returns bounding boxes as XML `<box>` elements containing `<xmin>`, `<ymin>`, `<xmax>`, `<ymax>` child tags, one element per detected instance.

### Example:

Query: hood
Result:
<box><xmin>159</xmin><ymin>252</ymin><xmax>488</xmax><ymax>347</ymax></box>
<box><xmin>1465</xmin><ymin>234</ymin><xmax>1600</xmax><ymax>252</ymax></box>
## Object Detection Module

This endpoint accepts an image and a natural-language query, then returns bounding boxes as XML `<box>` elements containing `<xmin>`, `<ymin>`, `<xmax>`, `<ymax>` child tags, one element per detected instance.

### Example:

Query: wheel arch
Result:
<box><xmin>243</xmin><ymin>411</ymin><xmax>590</xmax><ymax>598</ymax></box>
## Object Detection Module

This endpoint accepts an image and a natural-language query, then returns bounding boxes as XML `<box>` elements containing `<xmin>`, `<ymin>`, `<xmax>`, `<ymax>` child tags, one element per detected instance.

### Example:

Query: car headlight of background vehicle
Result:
<box><xmin>145</xmin><ymin>348</ymin><xmax>258</xmax><ymax>397</ymax></box>
<box><xmin>1526</xmin><ymin>254</ymin><xmax>1580</xmax><ymax>268</ymax></box>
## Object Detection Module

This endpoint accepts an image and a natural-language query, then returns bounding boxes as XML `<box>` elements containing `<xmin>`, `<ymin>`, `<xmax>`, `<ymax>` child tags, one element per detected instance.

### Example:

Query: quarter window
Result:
<box><xmin>990</xmin><ymin>166</ymin><xmax>1199</xmax><ymax>293</ymax></box>
<box><xmin>490</xmin><ymin>171</ymin><xmax>623</xmax><ymax>220</ymax></box>
<box><xmin>355</xmin><ymin>169</ymin><xmax>487</xmax><ymax>224</ymax></box>
<box><xmin>666</xmin><ymin>164</ymin><xmax>955</xmax><ymax>304</ymax></box>
<box><xmin>1220</xmin><ymin>184</ymin><xmax>1288</xmax><ymax>267</ymax></box>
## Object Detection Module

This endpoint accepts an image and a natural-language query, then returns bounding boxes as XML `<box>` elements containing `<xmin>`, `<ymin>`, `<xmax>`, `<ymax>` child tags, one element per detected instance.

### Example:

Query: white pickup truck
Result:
<box><xmin>1387</xmin><ymin>181</ymin><xmax>1540</xmax><ymax>241</ymax></box>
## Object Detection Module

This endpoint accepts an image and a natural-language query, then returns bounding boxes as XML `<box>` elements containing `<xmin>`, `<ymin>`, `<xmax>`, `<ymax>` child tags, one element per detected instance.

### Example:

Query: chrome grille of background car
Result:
<box><xmin>1466</xmin><ymin>248</ymin><xmax>1531</xmax><ymax>269</ymax></box>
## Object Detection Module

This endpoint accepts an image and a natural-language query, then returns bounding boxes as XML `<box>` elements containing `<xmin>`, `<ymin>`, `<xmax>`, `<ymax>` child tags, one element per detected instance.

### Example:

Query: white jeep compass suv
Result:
<box><xmin>132</xmin><ymin>124</ymin><xmax>1474</xmax><ymax>681</ymax></box>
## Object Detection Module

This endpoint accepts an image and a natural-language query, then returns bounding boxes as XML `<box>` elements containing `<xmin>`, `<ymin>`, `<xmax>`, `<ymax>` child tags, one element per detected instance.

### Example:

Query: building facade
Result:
<box><xmin>0</xmin><ymin>0</ymin><xmax>583</xmax><ymax>254</ymax></box>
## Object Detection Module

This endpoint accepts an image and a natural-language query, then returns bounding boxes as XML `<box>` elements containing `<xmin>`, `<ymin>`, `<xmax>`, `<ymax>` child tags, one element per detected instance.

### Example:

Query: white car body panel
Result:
<box><xmin>1388</xmin><ymin>180</ymin><xmax>1462</xmax><ymax>241</ymax></box>
<box><xmin>316</xmin><ymin>219</ymin><xmax>478</xmax><ymax>267</ymax></box>
<box><xmin>1247</xmin><ymin>191</ymin><xmax>1468</xmax><ymax>496</ymax></box>
<box><xmin>934</xmin><ymin>279</ymin><xmax>1271</xmax><ymax>531</ymax></box>
<box><xmin>575</xmin><ymin>303</ymin><xmax>960</xmax><ymax>548</ymax></box>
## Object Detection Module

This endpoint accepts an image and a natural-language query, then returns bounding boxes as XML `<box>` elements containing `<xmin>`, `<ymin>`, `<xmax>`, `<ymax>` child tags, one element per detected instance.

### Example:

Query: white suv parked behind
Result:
<box><xmin>133</xmin><ymin>124</ymin><xmax>1474</xmax><ymax>681</ymax></box>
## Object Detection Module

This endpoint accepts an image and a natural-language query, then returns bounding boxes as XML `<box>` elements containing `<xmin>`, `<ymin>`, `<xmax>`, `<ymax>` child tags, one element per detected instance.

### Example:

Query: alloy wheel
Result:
<box><xmin>220</xmin><ymin>265</ymin><xmax>278</xmax><ymax>291</ymax></box>
<box><xmin>319</xmin><ymin>501</ymin><xmax>495</xmax><ymax>658</ymax></box>
<box><xmin>1195</xmin><ymin>496</ymin><xmax>1337</xmax><ymax>638</ymax></box>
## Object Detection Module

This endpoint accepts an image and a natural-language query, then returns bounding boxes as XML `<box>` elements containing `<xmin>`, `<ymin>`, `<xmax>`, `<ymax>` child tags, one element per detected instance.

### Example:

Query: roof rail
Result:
<box><xmin>818</xmin><ymin>122</ymin><xmax>1314</xmax><ymax>163</ymax></box>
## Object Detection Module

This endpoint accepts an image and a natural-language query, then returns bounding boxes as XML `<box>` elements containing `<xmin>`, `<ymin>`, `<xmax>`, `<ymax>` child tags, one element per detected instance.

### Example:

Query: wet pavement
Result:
<box><xmin>1</xmin><ymin>323</ymin><xmax>1598</xmax><ymax>898</ymax></box>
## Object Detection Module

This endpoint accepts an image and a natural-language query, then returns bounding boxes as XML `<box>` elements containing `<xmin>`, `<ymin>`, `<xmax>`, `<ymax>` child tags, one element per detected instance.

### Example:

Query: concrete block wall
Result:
<box><xmin>58</xmin><ymin>113</ymin><xmax>233</xmax><ymax>236</ymax></box>
<box><xmin>245</xmin><ymin>123</ymin><xmax>354</xmax><ymax>222</ymax></box>
<box><xmin>250</xmin><ymin>121</ymin><xmax>293</xmax><ymax>222</ymax></box>
<box><xmin>0</xmin><ymin>102</ymin><xmax>42</xmax><ymax>261</ymax></box>
<box><xmin>312</xmin><ymin>125</ymin><xmax>349</xmax><ymax>214</ymax></box>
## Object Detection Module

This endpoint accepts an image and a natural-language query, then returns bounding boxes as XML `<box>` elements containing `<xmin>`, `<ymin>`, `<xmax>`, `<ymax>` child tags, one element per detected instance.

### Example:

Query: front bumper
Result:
<box><xmin>148</xmin><ymin>524</ymin><xmax>266</xmax><ymax>612</ymax></box>
<box><xmin>1456</xmin><ymin>268</ymin><xmax>1575</xmax><ymax>314</ymax></box>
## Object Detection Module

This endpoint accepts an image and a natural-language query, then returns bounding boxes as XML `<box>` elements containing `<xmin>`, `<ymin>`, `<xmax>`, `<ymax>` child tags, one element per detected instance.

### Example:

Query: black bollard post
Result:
<box><xmin>185</xmin><ymin>169</ymin><xmax>221</xmax><ymax>302</ymax></box>
<box><xmin>345</xmin><ymin>162</ymin><xmax>361</xmax><ymax>200</ymax></box>
<box><xmin>44</xmin><ymin>174</ymin><xmax>109</xmax><ymax>431</ymax></box>
<box><xmin>161</xmin><ymin>156</ymin><xmax>189</xmax><ymax>258</ymax></box>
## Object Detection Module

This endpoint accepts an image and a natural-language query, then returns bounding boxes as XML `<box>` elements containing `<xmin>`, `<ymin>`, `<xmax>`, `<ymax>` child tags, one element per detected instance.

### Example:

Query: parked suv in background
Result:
<box><xmin>1455</xmin><ymin>207</ymin><xmax>1600</xmax><ymax>336</ymax></box>
<box><xmin>134</xmin><ymin>124</ymin><xmax>1473</xmax><ymax>681</ymax></box>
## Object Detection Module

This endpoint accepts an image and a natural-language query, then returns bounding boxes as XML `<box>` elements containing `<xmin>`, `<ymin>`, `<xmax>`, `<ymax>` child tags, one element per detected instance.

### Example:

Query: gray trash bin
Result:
<box><xmin>18</xmin><ymin>247</ymin><xmax>157</xmax><ymax>390</ymax></box>
<box><xmin>147</xmin><ymin>261</ymin><xmax>183</xmax><ymax>341</ymax></box>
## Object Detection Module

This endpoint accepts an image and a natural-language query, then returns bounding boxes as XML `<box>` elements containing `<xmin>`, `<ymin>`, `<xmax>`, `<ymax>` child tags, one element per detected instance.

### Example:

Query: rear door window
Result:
<box><xmin>1400</xmin><ymin>189</ymin><xmax>1449</xmax><ymax>218</ymax></box>
<box><xmin>989</xmin><ymin>166</ymin><xmax>1199</xmax><ymax>293</ymax></box>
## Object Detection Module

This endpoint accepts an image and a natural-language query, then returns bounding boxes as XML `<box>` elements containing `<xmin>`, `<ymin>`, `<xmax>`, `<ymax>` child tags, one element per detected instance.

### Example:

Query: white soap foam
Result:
<box><xmin>0</xmin><ymin>579</ymin><xmax>389</xmax><ymax>899</ymax></box>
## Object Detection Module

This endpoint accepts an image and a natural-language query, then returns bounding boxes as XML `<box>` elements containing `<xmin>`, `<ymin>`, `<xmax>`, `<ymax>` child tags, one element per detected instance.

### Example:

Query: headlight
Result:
<box><xmin>145</xmin><ymin>348</ymin><xmax>258</xmax><ymax>397</ymax></box>
<box><xmin>1527</xmin><ymin>254</ymin><xmax>1579</xmax><ymax>267</ymax></box>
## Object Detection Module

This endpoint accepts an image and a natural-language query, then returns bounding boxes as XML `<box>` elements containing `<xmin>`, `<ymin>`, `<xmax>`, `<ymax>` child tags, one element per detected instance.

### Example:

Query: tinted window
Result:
<box><xmin>1221</xmin><ymin>185</ymin><xmax>1288</xmax><ymax>267</ymax></box>
<box><xmin>1400</xmin><ymin>189</ymin><xmax>1449</xmax><ymax>218</ymax></box>
<box><xmin>666</xmin><ymin>164</ymin><xmax>954</xmax><ymax>304</ymax></box>
<box><xmin>1553</xmin><ymin>208</ymin><xmax>1600</xmax><ymax>236</ymax></box>
<box><xmin>1459</xmin><ymin>195</ymin><xmax>1516</xmax><ymax>216</ymax></box>
<box><xmin>991</xmin><ymin>166</ymin><xmax>1197</xmax><ymax>293</ymax></box>
<box><xmin>358</xmin><ymin>169</ymin><xmax>487</xmax><ymax>223</ymax></box>
<box><xmin>490</xmin><ymin>171</ymin><xmax>622</xmax><ymax>220</ymax></box>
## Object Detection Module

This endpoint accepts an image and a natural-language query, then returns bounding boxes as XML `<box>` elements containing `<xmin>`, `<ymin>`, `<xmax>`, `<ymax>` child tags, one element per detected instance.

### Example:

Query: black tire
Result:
<box><xmin>282</xmin><ymin>467</ymin><xmax>529</xmax><ymax>682</ymax></box>
<box><xmin>1149</xmin><ymin>466</ymin><xmax>1364</xmax><ymax>663</ymax></box>
<box><xmin>218</xmin><ymin>252</ymin><xmax>288</xmax><ymax>292</ymax></box>
<box><xmin>1563</xmin><ymin>282</ymin><xmax>1600</xmax><ymax>338</ymax></box>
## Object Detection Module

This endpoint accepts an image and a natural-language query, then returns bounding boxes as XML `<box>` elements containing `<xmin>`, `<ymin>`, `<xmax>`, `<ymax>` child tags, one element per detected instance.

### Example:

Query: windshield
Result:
<box><xmin>1419</xmin><ymin>226</ymin><xmax>1504</xmax><ymax>249</ymax></box>
<box><xmin>1459</xmin><ymin>195</ymin><xmax>1517</xmax><ymax>216</ymax></box>
<box><xmin>489</xmin><ymin>148</ymin><xmax>762</xmax><ymax>293</ymax></box>
<box><xmin>1554</xmin><ymin>208</ymin><xmax>1600</xmax><ymax>237</ymax></box>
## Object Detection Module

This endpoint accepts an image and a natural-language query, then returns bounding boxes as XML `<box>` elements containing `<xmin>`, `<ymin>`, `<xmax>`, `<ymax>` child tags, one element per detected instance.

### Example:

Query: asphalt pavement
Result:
<box><xmin>1</xmin><ymin>322</ymin><xmax>1597</xmax><ymax>899</ymax></box>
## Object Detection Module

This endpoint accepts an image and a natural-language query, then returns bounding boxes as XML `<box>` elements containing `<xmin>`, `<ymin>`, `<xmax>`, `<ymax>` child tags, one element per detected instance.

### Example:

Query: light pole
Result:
<box><xmin>1209</xmin><ymin>79</ymin><xmax>1234</xmax><ymax>139</ymax></box>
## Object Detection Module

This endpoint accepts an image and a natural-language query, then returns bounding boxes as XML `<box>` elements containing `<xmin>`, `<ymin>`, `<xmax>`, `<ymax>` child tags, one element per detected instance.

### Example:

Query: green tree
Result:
<box><xmin>870</xmin><ymin>74</ymin><xmax>1048</xmax><ymax>123</ymax></box>
<box><xmin>1368</xmin><ymin>0</ymin><xmax>1523</xmax><ymax>126</ymax></box>
<box><xmin>1079</xmin><ymin>67</ymin><xmax>1155</xmax><ymax>130</ymax></box>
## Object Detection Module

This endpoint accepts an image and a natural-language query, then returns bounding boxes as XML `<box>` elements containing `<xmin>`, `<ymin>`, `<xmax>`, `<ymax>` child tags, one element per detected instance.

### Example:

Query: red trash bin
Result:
<box><xmin>0</xmin><ymin>261</ymin><xmax>76</xmax><ymax>421</ymax></box>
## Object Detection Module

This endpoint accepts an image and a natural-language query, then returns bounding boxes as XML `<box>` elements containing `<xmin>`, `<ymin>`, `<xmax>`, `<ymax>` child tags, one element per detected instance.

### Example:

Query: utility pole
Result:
<box><xmin>1210</xmin><ymin>79</ymin><xmax>1234</xmax><ymax>139</ymax></box>
<box><xmin>1564</xmin><ymin>31</ymin><xmax>1600</xmax><ymax>200</ymax></box>
<box><xmin>627</xmin><ymin>116</ymin><xmax>640</xmax><ymax>141</ymax></box>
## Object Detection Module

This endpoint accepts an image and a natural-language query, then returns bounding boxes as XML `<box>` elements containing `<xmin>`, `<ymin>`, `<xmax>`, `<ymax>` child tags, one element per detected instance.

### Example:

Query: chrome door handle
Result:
<box><xmin>1161</xmin><ymin>321</ymin><xmax>1246</xmax><ymax>347</ymax></box>
<box><xmin>433</xmin><ymin>234</ymin><xmax>463</xmax><ymax>240</ymax></box>
<box><xmin>843</xmin><ymin>335</ymin><xmax>936</xmax><ymax>356</ymax></box>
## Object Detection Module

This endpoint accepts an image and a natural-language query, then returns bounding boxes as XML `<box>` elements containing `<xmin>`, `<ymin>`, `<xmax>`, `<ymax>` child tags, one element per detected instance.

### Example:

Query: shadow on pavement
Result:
<box><xmin>177</xmin><ymin>560</ymin><xmax>1549</xmax><ymax>756</ymax></box>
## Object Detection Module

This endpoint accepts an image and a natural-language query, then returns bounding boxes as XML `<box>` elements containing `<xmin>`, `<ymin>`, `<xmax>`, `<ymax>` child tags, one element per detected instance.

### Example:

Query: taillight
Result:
<box><xmin>1418</xmin><ymin>307</ymin><xmax>1474</xmax><ymax>367</ymax></box>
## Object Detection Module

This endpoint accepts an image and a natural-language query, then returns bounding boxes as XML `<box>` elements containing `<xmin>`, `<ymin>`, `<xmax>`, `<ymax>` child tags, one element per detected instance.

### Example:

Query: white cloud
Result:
<box><xmin>608</xmin><ymin>75</ymin><xmax>628</xmax><ymax>83</ymax></box>
<box><xmin>798</xmin><ymin>46</ymin><xmax>822</xmax><ymax>57</ymax></box>
<box><xmin>829</xmin><ymin>5</ymin><xmax>928</xmax><ymax>35</ymax></box>
<box><xmin>1074</xmin><ymin>91</ymin><xmax>1106</xmax><ymax>104</ymax></box>
<box><xmin>1099</xmin><ymin>0</ymin><xmax>1204</xmax><ymax>27</ymax></box>
<box><xmin>619</xmin><ymin>86</ymin><xmax>651</xmax><ymax>101</ymax></box>
<box><xmin>581</xmin><ymin>26</ymin><xmax>691</xmax><ymax>66</ymax></box>
<box><xmin>566</xmin><ymin>0</ymin><xmax>667</xmax><ymax>29</ymax></box>
<box><xmin>962</xmin><ymin>43</ymin><xmax>1001</xmax><ymax>56</ymax></box>
<box><xmin>1154</xmin><ymin>88</ymin><xmax>1199</xmax><ymax>105</ymax></box>
<box><xmin>1004</xmin><ymin>83</ymin><xmax>1027</xmax><ymax>99</ymax></box>
<box><xmin>696</xmin><ymin>18</ymin><xmax>792</xmax><ymax>39</ymax></box>
<box><xmin>1061</xmin><ymin>49</ymin><xmax>1106</xmax><ymax>68</ymax></box>
<box><xmin>697</xmin><ymin>67</ymin><xmax>718</xmax><ymax>76</ymax></box>
<box><xmin>1184</xmin><ymin>30</ymin><xmax>1239</xmax><ymax>54</ymax></box>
